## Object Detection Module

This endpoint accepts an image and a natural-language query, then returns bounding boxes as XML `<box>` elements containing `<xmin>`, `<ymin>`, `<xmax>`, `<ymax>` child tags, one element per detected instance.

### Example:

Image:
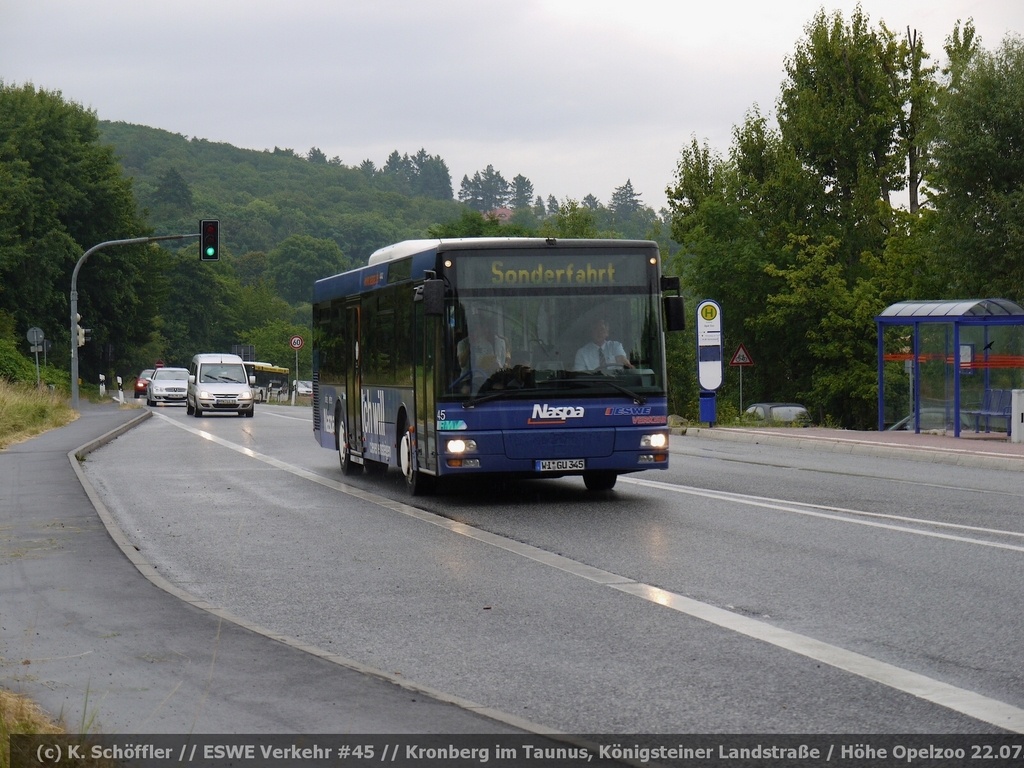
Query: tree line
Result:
<box><xmin>668</xmin><ymin>11</ymin><xmax>1024</xmax><ymax>427</ymax></box>
<box><xmin>2</xmin><ymin>8</ymin><xmax>1022</xmax><ymax>427</ymax></box>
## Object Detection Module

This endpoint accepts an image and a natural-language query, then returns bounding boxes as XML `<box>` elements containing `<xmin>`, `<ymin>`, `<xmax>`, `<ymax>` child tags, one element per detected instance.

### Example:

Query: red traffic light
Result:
<box><xmin>200</xmin><ymin>219</ymin><xmax>220</xmax><ymax>260</ymax></box>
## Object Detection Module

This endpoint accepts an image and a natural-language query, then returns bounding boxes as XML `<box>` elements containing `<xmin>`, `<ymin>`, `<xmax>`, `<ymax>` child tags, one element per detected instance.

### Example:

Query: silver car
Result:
<box><xmin>146</xmin><ymin>367</ymin><xmax>189</xmax><ymax>406</ymax></box>
<box><xmin>743</xmin><ymin>402</ymin><xmax>811</xmax><ymax>425</ymax></box>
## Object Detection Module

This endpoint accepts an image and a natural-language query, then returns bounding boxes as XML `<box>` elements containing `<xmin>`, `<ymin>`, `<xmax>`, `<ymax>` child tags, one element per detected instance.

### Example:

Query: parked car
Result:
<box><xmin>133</xmin><ymin>369</ymin><xmax>155</xmax><ymax>399</ymax></box>
<box><xmin>887</xmin><ymin>408</ymin><xmax>975</xmax><ymax>432</ymax></box>
<box><xmin>146</xmin><ymin>367</ymin><xmax>189</xmax><ymax>406</ymax></box>
<box><xmin>294</xmin><ymin>380</ymin><xmax>313</xmax><ymax>396</ymax></box>
<box><xmin>743</xmin><ymin>402</ymin><xmax>811</xmax><ymax>425</ymax></box>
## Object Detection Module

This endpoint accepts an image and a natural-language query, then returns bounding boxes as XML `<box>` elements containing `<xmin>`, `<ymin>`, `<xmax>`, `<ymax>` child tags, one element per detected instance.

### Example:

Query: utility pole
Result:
<box><xmin>71</xmin><ymin>233</ymin><xmax>198</xmax><ymax>409</ymax></box>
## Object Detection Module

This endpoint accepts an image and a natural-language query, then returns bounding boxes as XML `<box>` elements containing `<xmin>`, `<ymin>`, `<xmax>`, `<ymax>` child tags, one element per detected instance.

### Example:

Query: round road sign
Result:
<box><xmin>289</xmin><ymin>335</ymin><xmax>304</xmax><ymax>350</ymax></box>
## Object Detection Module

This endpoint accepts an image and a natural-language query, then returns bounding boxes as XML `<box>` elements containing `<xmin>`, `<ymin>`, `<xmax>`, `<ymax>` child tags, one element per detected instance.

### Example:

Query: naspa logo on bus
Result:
<box><xmin>528</xmin><ymin>403</ymin><xmax>585</xmax><ymax>424</ymax></box>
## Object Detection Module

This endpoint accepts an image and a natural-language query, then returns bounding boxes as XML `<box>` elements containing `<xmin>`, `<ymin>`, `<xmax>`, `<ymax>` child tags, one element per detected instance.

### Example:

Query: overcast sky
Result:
<box><xmin>2</xmin><ymin>1</ymin><xmax>1022</xmax><ymax>213</ymax></box>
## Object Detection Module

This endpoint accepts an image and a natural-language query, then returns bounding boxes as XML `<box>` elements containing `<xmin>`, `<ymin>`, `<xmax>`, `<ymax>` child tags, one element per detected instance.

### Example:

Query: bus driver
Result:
<box><xmin>574</xmin><ymin>317</ymin><xmax>634</xmax><ymax>372</ymax></box>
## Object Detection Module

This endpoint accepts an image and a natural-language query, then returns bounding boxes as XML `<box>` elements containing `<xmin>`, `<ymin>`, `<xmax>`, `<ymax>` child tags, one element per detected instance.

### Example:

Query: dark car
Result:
<box><xmin>743</xmin><ymin>402</ymin><xmax>811</xmax><ymax>425</ymax></box>
<box><xmin>133</xmin><ymin>369</ymin><xmax>155</xmax><ymax>399</ymax></box>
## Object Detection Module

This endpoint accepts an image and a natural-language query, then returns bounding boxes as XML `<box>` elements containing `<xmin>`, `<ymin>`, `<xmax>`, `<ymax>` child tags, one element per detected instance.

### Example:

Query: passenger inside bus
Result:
<box><xmin>573</xmin><ymin>317</ymin><xmax>634</xmax><ymax>372</ymax></box>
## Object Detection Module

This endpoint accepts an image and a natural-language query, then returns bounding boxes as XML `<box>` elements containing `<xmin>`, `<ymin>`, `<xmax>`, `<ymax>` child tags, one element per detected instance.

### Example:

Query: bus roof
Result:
<box><xmin>315</xmin><ymin>237</ymin><xmax>660</xmax><ymax>304</ymax></box>
<box><xmin>245</xmin><ymin>361</ymin><xmax>288</xmax><ymax>371</ymax></box>
<box><xmin>366</xmin><ymin>237</ymin><xmax>657</xmax><ymax>265</ymax></box>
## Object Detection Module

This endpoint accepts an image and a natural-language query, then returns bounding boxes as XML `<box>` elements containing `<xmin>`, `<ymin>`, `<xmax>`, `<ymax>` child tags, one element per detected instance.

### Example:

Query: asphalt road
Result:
<box><xmin>1</xmin><ymin>403</ymin><xmax>531</xmax><ymax>736</ymax></box>
<box><xmin>47</xmin><ymin>402</ymin><xmax>1024</xmax><ymax>736</ymax></box>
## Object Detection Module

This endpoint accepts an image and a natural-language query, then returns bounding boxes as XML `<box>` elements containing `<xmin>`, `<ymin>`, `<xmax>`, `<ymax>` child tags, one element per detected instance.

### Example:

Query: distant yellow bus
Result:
<box><xmin>244</xmin><ymin>361</ymin><xmax>289</xmax><ymax>402</ymax></box>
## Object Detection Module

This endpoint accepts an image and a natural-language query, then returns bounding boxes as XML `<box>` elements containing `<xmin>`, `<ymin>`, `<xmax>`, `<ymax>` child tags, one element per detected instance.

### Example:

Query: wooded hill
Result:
<box><xmin>98</xmin><ymin>121</ymin><xmax>467</xmax><ymax>264</ymax></box>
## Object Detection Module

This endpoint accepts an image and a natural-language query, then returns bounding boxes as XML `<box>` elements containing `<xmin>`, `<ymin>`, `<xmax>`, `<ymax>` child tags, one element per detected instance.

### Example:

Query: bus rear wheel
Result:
<box><xmin>583</xmin><ymin>471</ymin><xmax>617</xmax><ymax>491</ymax></box>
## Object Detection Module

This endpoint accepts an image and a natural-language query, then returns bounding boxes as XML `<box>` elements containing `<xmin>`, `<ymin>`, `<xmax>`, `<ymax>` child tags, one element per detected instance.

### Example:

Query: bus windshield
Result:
<box><xmin>442</xmin><ymin>248</ymin><xmax>664</xmax><ymax>400</ymax></box>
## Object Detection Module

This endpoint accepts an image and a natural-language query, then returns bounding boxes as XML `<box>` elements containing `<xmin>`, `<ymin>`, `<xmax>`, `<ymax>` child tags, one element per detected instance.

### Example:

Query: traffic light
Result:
<box><xmin>76</xmin><ymin>313</ymin><xmax>85</xmax><ymax>347</ymax></box>
<box><xmin>200</xmin><ymin>219</ymin><xmax>220</xmax><ymax>261</ymax></box>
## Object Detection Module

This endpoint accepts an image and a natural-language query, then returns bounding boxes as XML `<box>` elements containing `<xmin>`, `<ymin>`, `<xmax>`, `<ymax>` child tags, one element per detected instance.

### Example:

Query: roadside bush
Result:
<box><xmin>0</xmin><ymin>339</ymin><xmax>35</xmax><ymax>383</ymax></box>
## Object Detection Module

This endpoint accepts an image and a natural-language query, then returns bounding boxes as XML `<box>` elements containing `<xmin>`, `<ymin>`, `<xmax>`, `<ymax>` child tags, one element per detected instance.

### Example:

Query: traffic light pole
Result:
<box><xmin>71</xmin><ymin>233</ymin><xmax>198</xmax><ymax>410</ymax></box>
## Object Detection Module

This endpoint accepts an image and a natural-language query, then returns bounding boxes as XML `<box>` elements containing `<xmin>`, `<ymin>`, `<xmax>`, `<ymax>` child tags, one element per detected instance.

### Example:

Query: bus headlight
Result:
<box><xmin>640</xmin><ymin>433</ymin><xmax>668</xmax><ymax>449</ymax></box>
<box><xmin>446</xmin><ymin>438</ymin><xmax>478</xmax><ymax>454</ymax></box>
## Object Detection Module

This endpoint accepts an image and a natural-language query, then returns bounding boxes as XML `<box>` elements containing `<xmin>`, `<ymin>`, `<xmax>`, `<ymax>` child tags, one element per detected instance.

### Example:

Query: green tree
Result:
<box><xmin>157</xmin><ymin>257</ymin><xmax>237</xmax><ymax>365</ymax></box>
<box><xmin>148</xmin><ymin>167</ymin><xmax>194</xmax><ymax>216</ymax></box>
<box><xmin>510</xmin><ymin>174</ymin><xmax>534</xmax><ymax>210</ymax></box>
<box><xmin>240</xmin><ymin>318</ymin><xmax>311</xmax><ymax>376</ymax></box>
<box><xmin>928</xmin><ymin>31</ymin><xmax>1024</xmax><ymax>301</ymax></box>
<box><xmin>779</xmin><ymin>7</ymin><xmax>904</xmax><ymax>267</ymax></box>
<box><xmin>458</xmin><ymin>165</ymin><xmax>511</xmax><ymax>212</ymax></box>
<box><xmin>759</xmin><ymin>236</ymin><xmax>883</xmax><ymax>426</ymax></box>
<box><xmin>267</xmin><ymin>234</ymin><xmax>351</xmax><ymax>304</ymax></box>
<box><xmin>0</xmin><ymin>82</ymin><xmax>155</xmax><ymax>382</ymax></box>
<box><xmin>667</xmin><ymin>7</ymin><xmax>948</xmax><ymax>427</ymax></box>
<box><xmin>539</xmin><ymin>199</ymin><xmax>601</xmax><ymax>238</ymax></box>
<box><xmin>231</xmin><ymin>280</ymin><xmax>293</xmax><ymax>333</ymax></box>
<box><xmin>410</xmin><ymin>149</ymin><xmax>453</xmax><ymax>200</ymax></box>
<box><xmin>609</xmin><ymin>179</ymin><xmax>642</xmax><ymax>218</ymax></box>
<box><xmin>427</xmin><ymin>208</ymin><xmax>533</xmax><ymax>238</ymax></box>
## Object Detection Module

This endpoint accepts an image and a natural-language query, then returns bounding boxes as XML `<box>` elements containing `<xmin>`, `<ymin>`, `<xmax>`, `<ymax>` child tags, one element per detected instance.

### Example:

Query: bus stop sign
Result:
<box><xmin>696</xmin><ymin>300</ymin><xmax>723</xmax><ymax>391</ymax></box>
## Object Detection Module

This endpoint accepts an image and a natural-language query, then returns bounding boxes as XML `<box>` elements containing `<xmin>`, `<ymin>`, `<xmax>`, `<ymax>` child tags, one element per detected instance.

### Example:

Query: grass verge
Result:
<box><xmin>0</xmin><ymin>381</ymin><xmax>77</xmax><ymax>451</ymax></box>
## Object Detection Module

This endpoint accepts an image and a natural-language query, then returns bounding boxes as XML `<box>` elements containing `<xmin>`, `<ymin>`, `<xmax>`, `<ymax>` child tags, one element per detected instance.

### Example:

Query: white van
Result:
<box><xmin>186</xmin><ymin>353</ymin><xmax>256</xmax><ymax>417</ymax></box>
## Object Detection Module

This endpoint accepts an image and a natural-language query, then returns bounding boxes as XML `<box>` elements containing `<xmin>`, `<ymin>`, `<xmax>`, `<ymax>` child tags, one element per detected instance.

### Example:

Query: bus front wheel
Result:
<box><xmin>400</xmin><ymin>425</ymin><xmax>434</xmax><ymax>496</ymax></box>
<box><xmin>337</xmin><ymin>417</ymin><xmax>361</xmax><ymax>476</ymax></box>
<box><xmin>583</xmin><ymin>471</ymin><xmax>617</xmax><ymax>491</ymax></box>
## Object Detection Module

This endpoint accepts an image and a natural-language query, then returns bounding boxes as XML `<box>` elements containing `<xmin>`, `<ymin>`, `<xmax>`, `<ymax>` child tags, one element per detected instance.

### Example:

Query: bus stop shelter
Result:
<box><xmin>875</xmin><ymin>299</ymin><xmax>1024</xmax><ymax>436</ymax></box>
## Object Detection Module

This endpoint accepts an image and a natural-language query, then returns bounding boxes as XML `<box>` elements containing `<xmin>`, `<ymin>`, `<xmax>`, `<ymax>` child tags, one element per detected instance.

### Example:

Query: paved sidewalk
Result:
<box><xmin>0</xmin><ymin>401</ymin><xmax>531</xmax><ymax>735</ymax></box>
<box><xmin>686</xmin><ymin>424</ymin><xmax>1024</xmax><ymax>471</ymax></box>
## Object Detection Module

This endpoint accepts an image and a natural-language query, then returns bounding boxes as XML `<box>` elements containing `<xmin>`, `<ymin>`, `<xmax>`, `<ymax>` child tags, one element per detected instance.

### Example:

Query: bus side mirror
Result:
<box><xmin>422</xmin><ymin>278</ymin><xmax>445</xmax><ymax>316</ymax></box>
<box><xmin>663</xmin><ymin>295</ymin><xmax>686</xmax><ymax>332</ymax></box>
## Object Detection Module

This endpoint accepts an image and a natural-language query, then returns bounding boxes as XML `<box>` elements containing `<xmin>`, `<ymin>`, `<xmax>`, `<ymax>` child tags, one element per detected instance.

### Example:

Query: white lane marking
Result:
<box><xmin>153</xmin><ymin>412</ymin><xmax>1024</xmax><ymax>732</ymax></box>
<box><xmin>259</xmin><ymin>409</ymin><xmax>313</xmax><ymax>422</ymax></box>
<box><xmin>622</xmin><ymin>475</ymin><xmax>1024</xmax><ymax>552</ymax></box>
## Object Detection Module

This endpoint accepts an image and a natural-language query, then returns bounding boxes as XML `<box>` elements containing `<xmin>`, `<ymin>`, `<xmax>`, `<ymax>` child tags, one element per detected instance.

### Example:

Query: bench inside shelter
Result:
<box><xmin>965</xmin><ymin>388</ymin><xmax>1013</xmax><ymax>434</ymax></box>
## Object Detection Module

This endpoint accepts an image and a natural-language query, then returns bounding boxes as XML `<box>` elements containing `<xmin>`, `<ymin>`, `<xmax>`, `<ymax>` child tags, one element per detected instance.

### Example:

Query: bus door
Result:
<box><xmin>345</xmin><ymin>302</ymin><xmax>363</xmax><ymax>458</ymax></box>
<box><xmin>414</xmin><ymin>298</ymin><xmax>439</xmax><ymax>473</ymax></box>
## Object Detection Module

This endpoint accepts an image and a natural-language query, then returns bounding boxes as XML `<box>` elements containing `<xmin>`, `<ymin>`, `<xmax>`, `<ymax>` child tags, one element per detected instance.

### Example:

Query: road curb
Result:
<box><xmin>684</xmin><ymin>426</ymin><xmax>1024</xmax><ymax>472</ymax></box>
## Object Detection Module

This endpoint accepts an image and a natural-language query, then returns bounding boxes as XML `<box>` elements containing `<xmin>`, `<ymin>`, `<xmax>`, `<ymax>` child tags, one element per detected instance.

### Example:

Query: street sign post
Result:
<box><xmin>27</xmin><ymin>327</ymin><xmax>44</xmax><ymax>387</ymax></box>
<box><xmin>729</xmin><ymin>343</ymin><xmax>755</xmax><ymax>413</ymax></box>
<box><xmin>290</xmin><ymin>335</ymin><xmax>304</xmax><ymax>405</ymax></box>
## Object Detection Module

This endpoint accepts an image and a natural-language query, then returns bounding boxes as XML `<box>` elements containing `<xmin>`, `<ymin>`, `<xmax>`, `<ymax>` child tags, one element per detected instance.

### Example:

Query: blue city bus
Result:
<box><xmin>312</xmin><ymin>238</ymin><xmax>685</xmax><ymax>494</ymax></box>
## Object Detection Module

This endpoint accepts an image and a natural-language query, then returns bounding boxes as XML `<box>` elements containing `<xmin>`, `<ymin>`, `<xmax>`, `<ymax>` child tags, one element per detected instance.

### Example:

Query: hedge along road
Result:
<box><xmin>78</xmin><ymin>403</ymin><xmax>1024</xmax><ymax>734</ymax></box>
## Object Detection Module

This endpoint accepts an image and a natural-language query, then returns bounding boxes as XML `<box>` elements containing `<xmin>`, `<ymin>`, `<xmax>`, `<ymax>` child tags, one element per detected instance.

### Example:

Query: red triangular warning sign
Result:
<box><xmin>730</xmin><ymin>343</ymin><xmax>754</xmax><ymax>366</ymax></box>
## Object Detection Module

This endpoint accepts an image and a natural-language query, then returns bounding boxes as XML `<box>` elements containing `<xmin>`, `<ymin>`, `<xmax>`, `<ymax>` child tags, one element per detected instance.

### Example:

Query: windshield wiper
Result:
<box><xmin>464</xmin><ymin>388</ymin><xmax>520</xmax><ymax>408</ymax></box>
<box><xmin>576</xmin><ymin>378</ymin><xmax>648</xmax><ymax>405</ymax></box>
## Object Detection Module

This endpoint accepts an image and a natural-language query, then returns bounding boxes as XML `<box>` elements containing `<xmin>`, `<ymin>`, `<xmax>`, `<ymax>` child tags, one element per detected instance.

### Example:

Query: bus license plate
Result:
<box><xmin>536</xmin><ymin>458</ymin><xmax>585</xmax><ymax>471</ymax></box>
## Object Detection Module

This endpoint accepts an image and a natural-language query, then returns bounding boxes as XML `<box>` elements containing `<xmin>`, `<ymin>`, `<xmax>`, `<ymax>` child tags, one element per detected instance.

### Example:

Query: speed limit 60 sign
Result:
<box><xmin>290</xmin><ymin>335</ymin><xmax>304</xmax><ymax>350</ymax></box>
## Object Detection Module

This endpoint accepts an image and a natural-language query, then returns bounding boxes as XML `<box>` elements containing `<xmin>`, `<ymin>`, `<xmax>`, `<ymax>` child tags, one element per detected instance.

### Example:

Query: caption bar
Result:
<box><xmin>10</xmin><ymin>734</ymin><xmax>1024</xmax><ymax>767</ymax></box>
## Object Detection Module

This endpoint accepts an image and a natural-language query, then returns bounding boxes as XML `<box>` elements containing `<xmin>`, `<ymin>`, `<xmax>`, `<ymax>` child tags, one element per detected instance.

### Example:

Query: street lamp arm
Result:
<box><xmin>70</xmin><ymin>233</ymin><xmax>200</xmax><ymax>409</ymax></box>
